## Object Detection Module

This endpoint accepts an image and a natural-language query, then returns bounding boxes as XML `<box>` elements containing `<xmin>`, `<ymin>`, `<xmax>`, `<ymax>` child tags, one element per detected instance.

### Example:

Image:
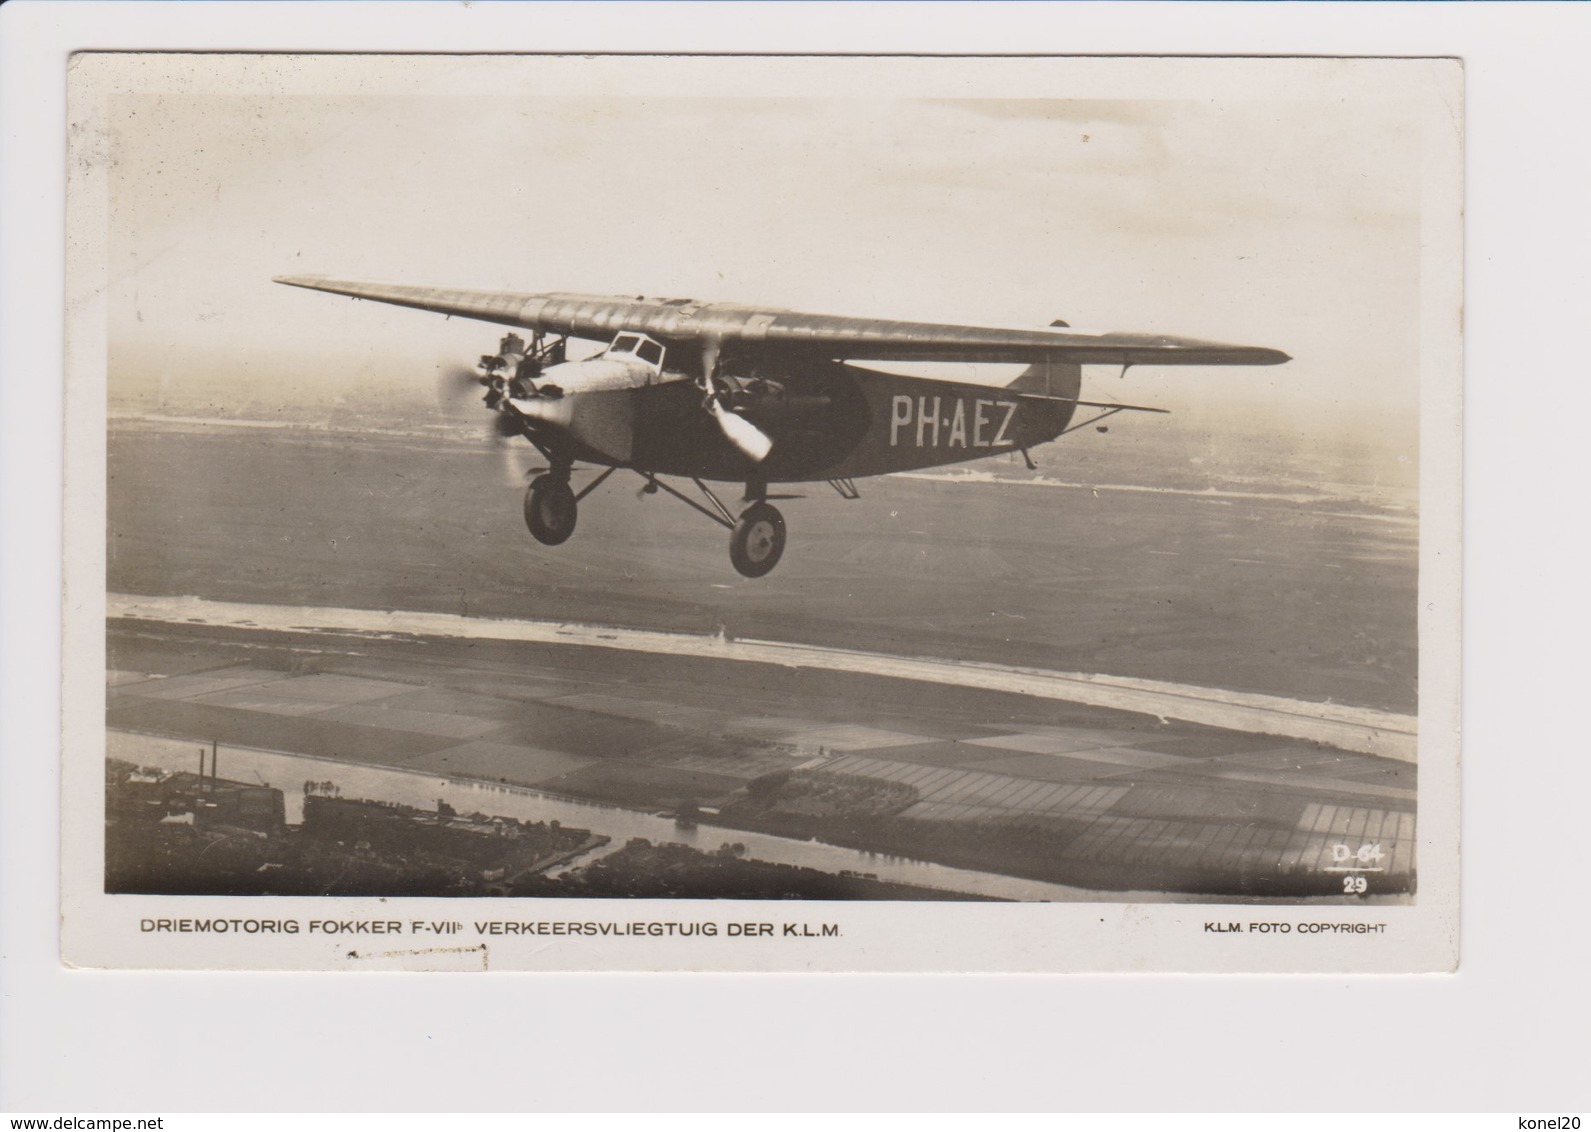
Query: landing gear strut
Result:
<box><xmin>520</xmin><ymin>464</ymin><xmax>794</xmax><ymax>576</ymax></box>
<box><xmin>524</xmin><ymin>473</ymin><xmax>577</xmax><ymax>545</ymax></box>
<box><xmin>631</xmin><ymin>472</ymin><xmax>792</xmax><ymax>577</ymax></box>
<box><xmin>729</xmin><ymin>501</ymin><xmax>786</xmax><ymax>578</ymax></box>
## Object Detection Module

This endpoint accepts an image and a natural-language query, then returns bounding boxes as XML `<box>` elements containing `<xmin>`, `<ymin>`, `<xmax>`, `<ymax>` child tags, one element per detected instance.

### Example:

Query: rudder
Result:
<box><xmin>1007</xmin><ymin>357</ymin><xmax>1082</xmax><ymax>401</ymax></box>
<box><xmin>1007</xmin><ymin>319</ymin><xmax>1081</xmax><ymax>402</ymax></box>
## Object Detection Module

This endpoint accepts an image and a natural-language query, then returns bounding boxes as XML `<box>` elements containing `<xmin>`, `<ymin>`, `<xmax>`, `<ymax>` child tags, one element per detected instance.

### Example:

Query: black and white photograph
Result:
<box><xmin>60</xmin><ymin>52</ymin><xmax>1461</xmax><ymax>972</ymax></box>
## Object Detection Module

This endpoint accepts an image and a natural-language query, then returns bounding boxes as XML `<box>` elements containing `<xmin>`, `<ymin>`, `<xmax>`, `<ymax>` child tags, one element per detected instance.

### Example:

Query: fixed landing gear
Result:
<box><xmin>729</xmin><ymin>502</ymin><xmax>786</xmax><ymax>578</ymax></box>
<box><xmin>629</xmin><ymin>473</ymin><xmax>792</xmax><ymax>577</ymax></box>
<box><xmin>517</xmin><ymin>466</ymin><xmax>791</xmax><ymax>577</ymax></box>
<box><xmin>523</xmin><ymin>473</ymin><xmax>577</xmax><ymax>545</ymax></box>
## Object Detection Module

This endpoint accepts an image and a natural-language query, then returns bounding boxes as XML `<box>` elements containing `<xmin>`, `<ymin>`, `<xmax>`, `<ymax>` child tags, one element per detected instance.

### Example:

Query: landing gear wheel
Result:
<box><xmin>524</xmin><ymin>475</ymin><xmax>577</xmax><ymax>545</ymax></box>
<box><xmin>729</xmin><ymin>502</ymin><xmax>786</xmax><ymax>578</ymax></box>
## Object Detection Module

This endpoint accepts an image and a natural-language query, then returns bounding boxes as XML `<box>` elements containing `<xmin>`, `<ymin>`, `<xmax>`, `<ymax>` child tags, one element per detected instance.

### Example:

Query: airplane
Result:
<box><xmin>274</xmin><ymin>275</ymin><xmax>1289</xmax><ymax>577</ymax></box>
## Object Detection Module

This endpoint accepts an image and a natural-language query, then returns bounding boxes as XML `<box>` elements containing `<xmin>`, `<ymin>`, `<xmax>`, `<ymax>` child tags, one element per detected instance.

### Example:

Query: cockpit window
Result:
<box><xmin>608</xmin><ymin>332</ymin><xmax>664</xmax><ymax>371</ymax></box>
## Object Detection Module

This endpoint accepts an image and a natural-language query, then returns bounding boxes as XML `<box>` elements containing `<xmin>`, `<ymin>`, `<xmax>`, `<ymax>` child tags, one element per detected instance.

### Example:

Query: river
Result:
<box><xmin>108</xmin><ymin>729</ymin><xmax>1176</xmax><ymax>903</ymax></box>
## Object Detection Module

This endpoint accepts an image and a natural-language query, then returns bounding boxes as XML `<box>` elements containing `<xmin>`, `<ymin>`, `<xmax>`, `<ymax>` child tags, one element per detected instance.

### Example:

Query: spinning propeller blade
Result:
<box><xmin>437</xmin><ymin>354</ymin><xmax>528</xmax><ymax>464</ymax></box>
<box><xmin>434</xmin><ymin>362</ymin><xmax>485</xmax><ymax>419</ymax></box>
<box><xmin>707</xmin><ymin>398</ymin><xmax>774</xmax><ymax>462</ymax></box>
<box><xmin>491</xmin><ymin>408</ymin><xmax>521</xmax><ymax>440</ymax></box>
<box><xmin>496</xmin><ymin>445</ymin><xmax>538</xmax><ymax>487</ymax></box>
<box><xmin>698</xmin><ymin>334</ymin><xmax>772</xmax><ymax>462</ymax></box>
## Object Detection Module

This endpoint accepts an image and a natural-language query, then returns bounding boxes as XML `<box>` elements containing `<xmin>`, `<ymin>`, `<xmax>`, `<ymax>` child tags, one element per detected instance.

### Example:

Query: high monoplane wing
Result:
<box><xmin>273</xmin><ymin>274</ymin><xmax>1290</xmax><ymax>367</ymax></box>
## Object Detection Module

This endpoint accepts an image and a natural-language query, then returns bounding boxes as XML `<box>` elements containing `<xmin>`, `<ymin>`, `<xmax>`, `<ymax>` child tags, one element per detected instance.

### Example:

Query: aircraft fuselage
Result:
<box><xmin>508</xmin><ymin>356</ymin><xmax>1074</xmax><ymax>483</ymax></box>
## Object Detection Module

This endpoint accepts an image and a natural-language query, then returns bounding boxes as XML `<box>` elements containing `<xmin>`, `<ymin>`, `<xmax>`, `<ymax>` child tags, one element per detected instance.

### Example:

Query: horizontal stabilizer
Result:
<box><xmin>1016</xmin><ymin>393</ymin><xmax>1170</xmax><ymax>414</ymax></box>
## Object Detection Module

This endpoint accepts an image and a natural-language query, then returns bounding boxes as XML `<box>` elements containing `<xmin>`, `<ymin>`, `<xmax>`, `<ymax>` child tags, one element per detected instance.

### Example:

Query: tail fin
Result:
<box><xmin>1006</xmin><ymin>322</ymin><xmax>1082</xmax><ymax>402</ymax></box>
<box><xmin>1007</xmin><ymin>357</ymin><xmax>1082</xmax><ymax>400</ymax></box>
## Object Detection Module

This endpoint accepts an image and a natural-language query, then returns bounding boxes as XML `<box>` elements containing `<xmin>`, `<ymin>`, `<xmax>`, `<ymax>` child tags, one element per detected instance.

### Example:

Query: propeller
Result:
<box><xmin>707</xmin><ymin>396</ymin><xmax>774</xmax><ymax>461</ymax></box>
<box><xmin>490</xmin><ymin>406</ymin><xmax>522</xmax><ymax>441</ymax></box>
<box><xmin>433</xmin><ymin>355</ymin><xmax>532</xmax><ymax>493</ymax></box>
<box><xmin>698</xmin><ymin>336</ymin><xmax>774</xmax><ymax>462</ymax></box>
<box><xmin>434</xmin><ymin>361</ymin><xmax>488</xmax><ymax>419</ymax></box>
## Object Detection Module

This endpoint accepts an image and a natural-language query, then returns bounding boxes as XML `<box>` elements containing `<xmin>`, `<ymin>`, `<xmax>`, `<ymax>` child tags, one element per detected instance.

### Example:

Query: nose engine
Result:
<box><xmin>478</xmin><ymin>331</ymin><xmax>568</xmax><ymax>408</ymax></box>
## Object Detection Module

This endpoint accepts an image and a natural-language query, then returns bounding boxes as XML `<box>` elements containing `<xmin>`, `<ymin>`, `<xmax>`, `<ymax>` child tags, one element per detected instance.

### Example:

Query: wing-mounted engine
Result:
<box><xmin>699</xmin><ymin>361</ymin><xmax>842</xmax><ymax>463</ymax></box>
<box><xmin>714</xmin><ymin>373</ymin><xmax>833</xmax><ymax>420</ymax></box>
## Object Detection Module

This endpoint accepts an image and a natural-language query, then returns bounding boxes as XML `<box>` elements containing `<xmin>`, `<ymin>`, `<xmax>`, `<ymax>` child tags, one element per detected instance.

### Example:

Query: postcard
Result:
<box><xmin>61</xmin><ymin>52</ymin><xmax>1461</xmax><ymax>972</ymax></box>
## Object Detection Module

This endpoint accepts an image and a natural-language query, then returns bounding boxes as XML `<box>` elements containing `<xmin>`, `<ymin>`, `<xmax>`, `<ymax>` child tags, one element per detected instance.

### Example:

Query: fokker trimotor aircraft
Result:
<box><xmin>275</xmin><ymin>275</ymin><xmax>1289</xmax><ymax>577</ymax></box>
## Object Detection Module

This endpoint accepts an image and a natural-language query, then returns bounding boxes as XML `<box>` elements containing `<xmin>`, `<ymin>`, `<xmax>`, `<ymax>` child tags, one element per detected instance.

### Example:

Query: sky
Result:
<box><xmin>98</xmin><ymin>58</ymin><xmax>1437</xmax><ymax>431</ymax></box>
